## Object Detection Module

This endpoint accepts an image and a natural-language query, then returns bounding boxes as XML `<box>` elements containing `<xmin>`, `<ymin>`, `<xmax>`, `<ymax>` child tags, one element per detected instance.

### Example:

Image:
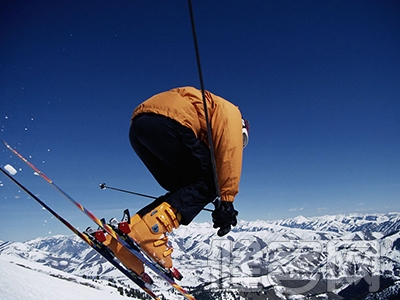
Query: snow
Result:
<box><xmin>0</xmin><ymin>255</ymin><xmax>134</xmax><ymax>300</ymax></box>
<box><xmin>1</xmin><ymin>212</ymin><xmax>399</xmax><ymax>299</ymax></box>
<box><xmin>4</xmin><ymin>164</ymin><xmax>17</xmax><ymax>175</ymax></box>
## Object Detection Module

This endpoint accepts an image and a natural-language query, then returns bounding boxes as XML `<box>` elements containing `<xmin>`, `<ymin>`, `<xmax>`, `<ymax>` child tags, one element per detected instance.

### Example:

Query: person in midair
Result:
<box><xmin>104</xmin><ymin>86</ymin><xmax>249</xmax><ymax>280</ymax></box>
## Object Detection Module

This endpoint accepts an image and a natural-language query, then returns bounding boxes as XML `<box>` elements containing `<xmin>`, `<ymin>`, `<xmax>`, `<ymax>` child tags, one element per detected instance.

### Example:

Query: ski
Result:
<box><xmin>3</xmin><ymin>140</ymin><xmax>196</xmax><ymax>300</ymax></box>
<box><xmin>0</xmin><ymin>166</ymin><xmax>161</xmax><ymax>300</ymax></box>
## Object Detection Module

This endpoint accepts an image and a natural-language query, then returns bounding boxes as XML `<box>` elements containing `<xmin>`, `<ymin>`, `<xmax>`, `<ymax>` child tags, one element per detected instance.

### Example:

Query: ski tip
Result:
<box><xmin>99</xmin><ymin>183</ymin><xmax>106</xmax><ymax>190</ymax></box>
<box><xmin>2</xmin><ymin>140</ymin><xmax>15</xmax><ymax>152</ymax></box>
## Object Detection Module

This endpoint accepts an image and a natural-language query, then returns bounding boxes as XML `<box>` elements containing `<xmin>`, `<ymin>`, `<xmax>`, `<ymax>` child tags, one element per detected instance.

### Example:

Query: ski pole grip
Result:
<box><xmin>212</xmin><ymin>196</ymin><xmax>221</xmax><ymax>210</ymax></box>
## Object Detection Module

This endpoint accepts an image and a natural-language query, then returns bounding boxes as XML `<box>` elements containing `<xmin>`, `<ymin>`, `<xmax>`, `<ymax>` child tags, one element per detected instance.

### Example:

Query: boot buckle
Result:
<box><xmin>165</xmin><ymin>207</ymin><xmax>180</xmax><ymax>228</ymax></box>
<box><xmin>163</xmin><ymin>247</ymin><xmax>173</xmax><ymax>257</ymax></box>
<box><xmin>157</xmin><ymin>215</ymin><xmax>173</xmax><ymax>232</ymax></box>
<box><xmin>154</xmin><ymin>236</ymin><xmax>168</xmax><ymax>247</ymax></box>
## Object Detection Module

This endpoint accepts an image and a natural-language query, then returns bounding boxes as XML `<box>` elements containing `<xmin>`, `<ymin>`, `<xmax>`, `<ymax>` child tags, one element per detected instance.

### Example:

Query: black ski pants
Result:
<box><xmin>129</xmin><ymin>113</ymin><xmax>216</xmax><ymax>225</ymax></box>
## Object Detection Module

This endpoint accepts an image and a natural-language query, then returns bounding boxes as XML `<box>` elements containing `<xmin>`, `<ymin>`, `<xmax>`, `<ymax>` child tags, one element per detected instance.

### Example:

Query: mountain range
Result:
<box><xmin>1</xmin><ymin>212</ymin><xmax>400</xmax><ymax>299</ymax></box>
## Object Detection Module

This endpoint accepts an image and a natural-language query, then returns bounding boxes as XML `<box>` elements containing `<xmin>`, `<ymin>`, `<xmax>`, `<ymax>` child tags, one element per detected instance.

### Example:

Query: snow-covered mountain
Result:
<box><xmin>1</xmin><ymin>212</ymin><xmax>400</xmax><ymax>299</ymax></box>
<box><xmin>268</xmin><ymin>213</ymin><xmax>400</xmax><ymax>236</ymax></box>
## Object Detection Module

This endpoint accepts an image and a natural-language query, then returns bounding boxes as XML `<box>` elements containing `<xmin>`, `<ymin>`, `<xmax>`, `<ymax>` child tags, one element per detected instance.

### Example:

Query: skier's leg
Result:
<box><xmin>128</xmin><ymin>114</ymin><xmax>215</xmax><ymax>270</ymax></box>
<box><xmin>129</xmin><ymin>114</ymin><xmax>204</xmax><ymax>191</ymax></box>
<box><xmin>129</xmin><ymin>114</ymin><xmax>216</xmax><ymax>225</ymax></box>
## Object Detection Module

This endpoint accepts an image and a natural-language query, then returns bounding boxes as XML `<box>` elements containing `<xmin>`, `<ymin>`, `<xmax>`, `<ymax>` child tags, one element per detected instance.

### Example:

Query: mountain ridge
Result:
<box><xmin>1</xmin><ymin>212</ymin><xmax>400</xmax><ymax>299</ymax></box>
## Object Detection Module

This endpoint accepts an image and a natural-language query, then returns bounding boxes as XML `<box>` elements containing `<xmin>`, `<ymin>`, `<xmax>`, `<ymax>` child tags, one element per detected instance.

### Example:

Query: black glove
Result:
<box><xmin>212</xmin><ymin>201</ymin><xmax>238</xmax><ymax>237</ymax></box>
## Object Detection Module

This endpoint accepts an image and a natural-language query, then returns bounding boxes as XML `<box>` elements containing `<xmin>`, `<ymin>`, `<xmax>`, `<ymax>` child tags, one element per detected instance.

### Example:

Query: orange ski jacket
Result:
<box><xmin>132</xmin><ymin>86</ymin><xmax>243</xmax><ymax>202</ymax></box>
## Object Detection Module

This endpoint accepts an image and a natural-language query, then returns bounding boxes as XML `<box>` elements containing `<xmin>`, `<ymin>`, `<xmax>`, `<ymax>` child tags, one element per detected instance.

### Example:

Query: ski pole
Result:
<box><xmin>99</xmin><ymin>183</ymin><xmax>157</xmax><ymax>199</ymax></box>
<box><xmin>99</xmin><ymin>183</ymin><xmax>213</xmax><ymax>213</ymax></box>
<box><xmin>188</xmin><ymin>0</ymin><xmax>221</xmax><ymax>210</ymax></box>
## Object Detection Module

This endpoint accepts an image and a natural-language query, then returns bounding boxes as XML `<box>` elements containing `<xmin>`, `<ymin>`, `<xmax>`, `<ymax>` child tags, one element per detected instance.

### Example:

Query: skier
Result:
<box><xmin>104</xmin><ymin>86</ymin><xmax>249</xmax><ymax>280</ymax></box>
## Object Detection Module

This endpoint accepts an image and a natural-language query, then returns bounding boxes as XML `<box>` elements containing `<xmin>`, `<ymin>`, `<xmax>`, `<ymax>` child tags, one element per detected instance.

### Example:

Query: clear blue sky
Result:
<box><xmin>1</xmin><ymin>1</ymin><xmax>399</xmax><ymax>241</ymax></box>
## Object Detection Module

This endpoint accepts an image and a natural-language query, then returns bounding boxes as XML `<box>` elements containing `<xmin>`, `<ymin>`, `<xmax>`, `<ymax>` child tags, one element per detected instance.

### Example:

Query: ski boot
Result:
<box><xmin>86</xmin><ymin>220</ymin><xmax>153</xmax><ymax>285</ymax></box>
<box><xmin>128</xmin><ymin>202</ymin><xmax>183</xmax><ymax>280</ymax></box>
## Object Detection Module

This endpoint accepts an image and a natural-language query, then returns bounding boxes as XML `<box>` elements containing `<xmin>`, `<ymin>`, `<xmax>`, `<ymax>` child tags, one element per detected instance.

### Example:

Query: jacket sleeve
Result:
<box><xmin>209</xmin><ymin>93</ymin><xmax>243</xmax><ymax>202</ymax></box>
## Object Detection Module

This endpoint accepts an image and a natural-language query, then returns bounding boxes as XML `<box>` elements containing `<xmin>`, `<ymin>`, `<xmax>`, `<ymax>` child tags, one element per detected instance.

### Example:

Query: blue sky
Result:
<box><xmin>1</xmin><ymin>1</ymin><xmax>399</xmax><ymax>242</ymax></box>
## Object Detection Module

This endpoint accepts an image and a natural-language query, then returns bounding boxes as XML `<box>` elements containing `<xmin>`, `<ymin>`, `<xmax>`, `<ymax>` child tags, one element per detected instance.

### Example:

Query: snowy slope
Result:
<box><xmin>0</xmin><ymin>255</ymin><xmax>134</xmax><ymax>300</ymax></box>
